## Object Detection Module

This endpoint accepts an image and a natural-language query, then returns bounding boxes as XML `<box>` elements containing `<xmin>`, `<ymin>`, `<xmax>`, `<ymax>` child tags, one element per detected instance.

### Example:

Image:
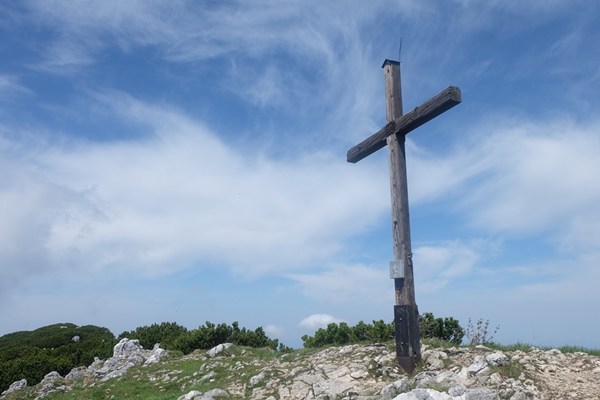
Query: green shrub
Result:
<box><xmin>163</xmin><ymin>321</ymin><xmax>280</xmax><ymax>354</ymax></box>
<box><xmin>301</xmin><ymin>313</ymin><xmax>465</xmax><ymax>348</ymax></box>
<box><xmin>0</xmin><ymin>324</ymin><xmax>116</xmax><ymax>393</ymax></box>
<box><xmin>419</xmin><ymin>312</ymin><xmax>465</xmax><ymax>345</ymax></box>
<box><xmin>118</xmin><ymin>322</ymin><xmax>188</xmax><ymax>350</ymax></box>
<box><xmin>302</xmin><ymin>320</ymin><xmax>395</xmax><ymax>348</ymax></box>
<box><xmin>119</xmin><ymin>321</ymin><xmax>281</xmax><ymax>355</ymax></box>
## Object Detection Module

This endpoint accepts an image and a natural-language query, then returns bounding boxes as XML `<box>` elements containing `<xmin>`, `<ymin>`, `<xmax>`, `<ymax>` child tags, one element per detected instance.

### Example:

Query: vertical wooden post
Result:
<box><xmin>383</xmin><ymin>59</ymin><xmax>420</xmax><ymax>372</ymax></box>
<box><xmin>348</xmin><ymin>60</ymin><xmax>460</xmax><ymax>372</ymax></box>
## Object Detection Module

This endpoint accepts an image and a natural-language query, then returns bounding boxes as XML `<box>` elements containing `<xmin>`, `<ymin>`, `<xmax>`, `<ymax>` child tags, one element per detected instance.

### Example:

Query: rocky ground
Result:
<box><xmin>2</xmin><ymin>339</ymin><xmax>600</xmax><ymax>399</ymax></box>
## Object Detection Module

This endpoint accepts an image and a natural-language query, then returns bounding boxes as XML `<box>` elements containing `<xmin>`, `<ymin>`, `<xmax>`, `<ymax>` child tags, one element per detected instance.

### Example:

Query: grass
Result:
<box><xmin>484</xmin><ymin>342</ymin><xmax>536</xmax><ymax>352</ymax></box>
<box><xmin>557</xmin><ymin>345</ymin><xmax>600</xmax><ymax>356</ymax></box>
<box><xmin>491</xmin><ymin>361</ymin><xmax>523</xmax><ymax>381</ymax></box>
<box><xmin>4</xmin><ymin>340</ymin><xmax>600</xmax><ymax>400</ymax></box>
<box><xmin>482</xmin><ymin>342</ymin><xmax>600</xmax><ymax>356</ymax></box>
<box><xmin>37</xmin><ymin>347</ymin><xmax>288</xmax><ymax>400</ymax></box>
<box><xmin>421</xmin><ymin>337</ymin><xmax>458</xmax><ymax>349</ymax></box>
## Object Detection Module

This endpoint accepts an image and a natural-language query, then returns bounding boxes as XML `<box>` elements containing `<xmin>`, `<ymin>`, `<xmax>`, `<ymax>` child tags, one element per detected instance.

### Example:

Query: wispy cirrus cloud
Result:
<box><xmin>0</xmin><ymin>75</ymin><xmax>32</xmax><ymax>99</ymax></box>
<box><xmin>413</xmin><ymin>240</ymin><xmax>485</xmax><ymax>293</ymax></box>
<box><xmin>461</xmin><ymin>119</ymin><xmax>600</xmax><ymax>240</ymax></box>
<box><xmin>408</xmin><ymin>117</ymin><xmax>600</xmax><ymax>249</ymax></box>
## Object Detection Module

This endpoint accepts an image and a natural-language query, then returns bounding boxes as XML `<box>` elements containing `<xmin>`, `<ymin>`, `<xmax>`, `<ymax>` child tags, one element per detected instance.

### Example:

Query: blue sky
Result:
<box><xmin>1</xmin><ymin>1</ymin><xmax>600</xmax><ymax>349</ymax></box>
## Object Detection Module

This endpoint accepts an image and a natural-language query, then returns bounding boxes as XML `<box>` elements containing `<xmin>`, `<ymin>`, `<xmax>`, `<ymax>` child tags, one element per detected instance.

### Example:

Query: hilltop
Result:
<box><xmin>2</xmin><ymin>337</ymin><xmax>600</xmax><ymax>400</ymax></box>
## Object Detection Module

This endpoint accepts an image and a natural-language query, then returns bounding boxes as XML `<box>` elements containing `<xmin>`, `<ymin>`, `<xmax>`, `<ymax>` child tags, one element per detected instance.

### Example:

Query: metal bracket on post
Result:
<box><xmin>389</xmin><ymin>260</ymin><xmax>405</xmax><ymax>279</ymax></box>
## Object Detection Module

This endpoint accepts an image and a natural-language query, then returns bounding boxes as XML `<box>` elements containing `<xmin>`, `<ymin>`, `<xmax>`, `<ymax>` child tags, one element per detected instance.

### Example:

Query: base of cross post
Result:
<box><xmin>394</xmin><ymin>304</ymin><xmax>421</xmax><ymax>373</ymax></box>
<box><xmin>397</xmin><ymin>355</ymin><xmax>417</xmax><ymax>374</ymax></box>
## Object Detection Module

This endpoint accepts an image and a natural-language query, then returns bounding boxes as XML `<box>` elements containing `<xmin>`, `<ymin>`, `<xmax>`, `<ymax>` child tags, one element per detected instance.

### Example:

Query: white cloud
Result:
<box><xmin>407</xmin><ymin>117</ymin><xmax>600</xmax><ymax>255</ymax></box>
<box><xmin>462</xmin><ymin>119</ymin><xmax>600</xmax><ymax>242</ymax></box>
<box><xmin>413</xmin><ymin>241</ymin><xmax>485</xmax><ymax>293</ymax></box>
<box><xmin>0</xmin><ymin>74</ymin><xmax>32</xmax><ymax>98</ymax></box>
<box><xmin>20</xmin><ymin>1</ymin><xmax>401</xmax><ymax>136</ymax></box>
<box><xmin>264</xmin><ymin>324</ymin><xmax>284</xmax><ymax>338</ymax></box>
<box><xmin>299</xmin><ymin>314</ymin><xmax>344</xmax><ymax>330</ymax></box>
<box><xmin>407</xmin><ymin>140</ymin><xmax>486</xmax><ymax>204</ymax></box>
<box><xmin>0</xmin><ymin>93</ymin><xmax>389</xmax><ymax>288</ymax></box>
<box><xmin>290</xmin><ymin>264</ymin><xmax>391</xmax><ymax>305</ymax></box>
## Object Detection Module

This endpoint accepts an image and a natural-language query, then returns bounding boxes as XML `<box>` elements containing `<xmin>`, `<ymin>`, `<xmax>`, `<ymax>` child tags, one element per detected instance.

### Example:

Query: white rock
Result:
<box><xmin>112</xmin><ymin>338</ymin><xmax>144</xmax><ymax>357</ymax></box>
<box><xmin>249</xmin><ymin>371</ymin><xmax>266</xmax><ymax>386</ymax></box>
<box><xmin>207</xmin><ymin>343</ymin><xmax>233</xmax><ymax>357</ymax></box>
<box><xmin>509</xmin><ymin>392</ymin><xmax>528</xmax><ymax>400</ymax></box>
<box><xmin>65</xmin><ymin>366</ymin><xmax>87</xmax><ymax>381</ymax></box>
<box><xmin>448</xmin><ymin>385</ymin><xmax>467</xmax><ymax>396</ymax></box>
<box><xmin>426</xmin><ymin>351</ymin><xmax>447</xmax><ymax>370</ymax></box>
<box><xmin>486</xmin><ymin>351</ymin><xmax>509</xmax><ymax>367</ymax></box>
<box><xmin>489</xmin><ymin>372</ymin><xmax>502</xmax><ymax>384</ymax></box>
<box><xmin>202</xmin><ymin>388</ymin><xmax>229</xmax><ymax>398</ymax></box>
<box><xmin>178</xmin><ymin>390</ymin><xmax>203</xmax><ymax>400</ymax></box>
<box><xmin>350</xmin><ymin>369</ymin><xmax>369</xmax><ymax>379</ymax></box>
<box><xmin>144</xmin><ymin>346</ymin><xmax>167</xmax><ymax>365</ymax></box>
<box><xmin>199</xmin><ymin>371</ymin><xmax>216</xmax><ymax>381</ymax></box>
<box><xmin>463</xmin><ymin>388</ymin><xmax>500</xmax><ymax>399</ymax></box>
<box><xmin>42</xmin><ymin>371</ymin><xmax>62</xmax><ymax>382</ymax></box>
<box><xmin>1</xmin><ymin>379</ymin><xmax>27</xmax><ymax>396</ymax></box>
<box><xmin>467</xmin><ymin>356</ymin><xmax>488</xmax><ymax>376</ymax></box>
<box><xmin>393</xmin><ymin>388</ymin><xmax>453</xmax><ymax>400</ymax></box>
<box><xmin>381</xmin><ymin>378</ymin><xmax>409</xmax><ymax>400</ymax></box>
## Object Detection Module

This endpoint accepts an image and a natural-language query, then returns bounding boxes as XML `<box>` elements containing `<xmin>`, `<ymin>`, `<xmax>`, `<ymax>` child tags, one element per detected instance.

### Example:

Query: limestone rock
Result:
<box><xmin>1</xmin><ymin>379</ymin><xmax>27</xmax><ymax>396</ymax></box>
<box><xmin>41</xmin><ymin>371</ymin><xmax>61</xmax><ymax>382</ymax></box>
<box><xmin>178</xmin><ymin>390</ymin><xmax>203</xmax><ymax>400</ymax></box>
<box><xmin>83</xmin><ymin>338</ymin><xmax>167</xmax><ymax>382</ymax></box>
<box><xmin>424</xmin><ymin>350</ymin><xmax>447</xmax><ymax>370</ymax></box>
<box><xmin>462</xmin><ymin>388</ymin><xmax>499</xmax><ymax>399</ymax></box>
<box><xmin>207</xmin><ymin>343</ymin><xmax>233</xmax><ymax>357</ymax></box>
<box><xmin>467</xmin><ymin>355</ymin><xmax>488</xmax><ymax>376</ymax></box>
<box><xmin>113</xmin><ymin>338</ymin><xmax>144</xmax><ymax>357</ymax></box>
<box><xmin>392</xmin><ymin>388</ymin><xmax>453</xmax><ymax>399</ymax></box>
<box><xmin>35</xmin><ymin>371</ymin><xmax>66</xmax><ymax>399</ymax></box>
<box><xmin>199</xmin><ymin>371</ymin><xmax>217</xmax><ymax>382</ymax></box>
<box><xmin>144</xmin><ymin>345</ymin><xmax>168</xmax><ymax>365</ymax></box>
<box><xmin>249</xmin><ymin>371</ymin><xmax>266</xmax><ymax>386</ymax></box>
<box><xmin>179</xmin><ymin>388</ymin><xmax>229</xmax><ymax>400</ymax></box>
<box><xmin>392</xmin><ymin>387</ymin><xmax>499</xmax><ymax>400</ymax></box>
<box><xmin>486</xmin><ymin>351</ymin><xmax>509</xmax><ymax>367</ymax></box>
<box><xmin>6</xmin><ymin>337</ymin><xmax>600</xmax><ymax>400</ymax></box>
<box><xmin>203</xmin><ymin>388</ymin><xmax>229</xmax><ymax>398</ymax></box>
<box><xmin>381</xmin><ymin>378</ymin><xmax>409</xmax><ymax>399</ymax></box>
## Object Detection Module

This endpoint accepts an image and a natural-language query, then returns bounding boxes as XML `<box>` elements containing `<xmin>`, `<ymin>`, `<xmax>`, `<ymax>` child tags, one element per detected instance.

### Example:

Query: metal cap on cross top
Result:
<box><xmin>382</xmin><ymin>59</ymin><xmax>400</xmax><ymax>68</ymax></box>
<box><xmin>346</xmin><ymin>59</ymin><xmax>461</xmax><ymax>373</ymax></box>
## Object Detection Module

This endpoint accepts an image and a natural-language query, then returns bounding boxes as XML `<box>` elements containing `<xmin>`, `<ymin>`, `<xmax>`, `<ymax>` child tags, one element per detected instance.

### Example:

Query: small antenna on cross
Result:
<box><xmin>399</xmin><ymin>37</ymin><xmax>403</xmax><ymax>64</ymax></box>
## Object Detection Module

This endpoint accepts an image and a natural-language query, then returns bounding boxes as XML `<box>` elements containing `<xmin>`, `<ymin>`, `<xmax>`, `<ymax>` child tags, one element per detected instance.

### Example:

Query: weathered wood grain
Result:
<box><xmin>346</xmin><ymin>86</ymin><xmax>461</xmax><ymax>163</ymax></box>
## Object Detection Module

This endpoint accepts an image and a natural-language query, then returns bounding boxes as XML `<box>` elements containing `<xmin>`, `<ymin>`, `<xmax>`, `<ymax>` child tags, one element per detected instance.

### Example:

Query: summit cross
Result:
<box><xmin>347</xmin><ymin>59</ymin><xmax>461</xmax><ymax>373</ymax></box>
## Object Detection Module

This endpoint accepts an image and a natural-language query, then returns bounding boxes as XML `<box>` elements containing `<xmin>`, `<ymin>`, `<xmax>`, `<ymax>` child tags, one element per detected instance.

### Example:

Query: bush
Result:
<box><xmin>118</xmin><ymin>322</ymin><xmax>188</xmax><ymax>350</ymax></box>
<box><xmin>119</xmin><ymin>321</ymin><xmax>281</xmax><ymax>355</ymax></box>
<box><xmin>0</xmin><ymin>323</ymin><xmax>116</xmax><ymax>393</ymax></box>
<box><xmin>419</xmin><ymin>312</ymin><xmax>465</xmax><ymax>345</ymax></box>
<box><xmin>301</xmin><ymin>313</ymin><xmax>465</xmax><ymax>348</ymax></box>
<box><xmin>0</xmin><ymin>320</ymin><xmax>285</xmax><ymax>393</ymax></box>
<box><xmin>129</xmin><ymin>321</ymin><xmax>280</xmax><ymax>355</ymax></box>
<box><xmin>302</xmin><ymin>320</ymin><xmax>395</xmax><ymax>348</ymax></box>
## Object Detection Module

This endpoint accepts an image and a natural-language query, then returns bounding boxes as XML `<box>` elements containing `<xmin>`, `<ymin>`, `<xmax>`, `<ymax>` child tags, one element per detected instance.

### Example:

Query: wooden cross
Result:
<box><xmin>347</xmin><ymin>59</ymin><xmax>461</xmax><ymax>373</ymax></box>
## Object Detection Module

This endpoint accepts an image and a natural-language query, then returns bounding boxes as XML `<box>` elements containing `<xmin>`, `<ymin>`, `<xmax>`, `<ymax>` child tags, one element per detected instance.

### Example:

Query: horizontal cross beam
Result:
<box><xmin>347</xmin><ymin>86</ymin><xmax>462</xmax><ymax>163</ymax></box>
